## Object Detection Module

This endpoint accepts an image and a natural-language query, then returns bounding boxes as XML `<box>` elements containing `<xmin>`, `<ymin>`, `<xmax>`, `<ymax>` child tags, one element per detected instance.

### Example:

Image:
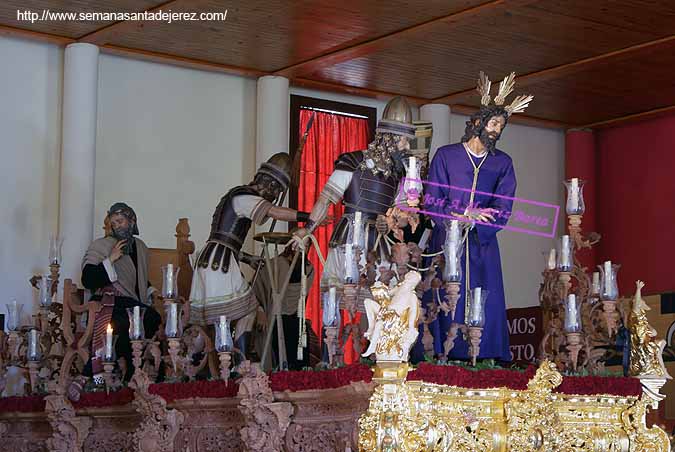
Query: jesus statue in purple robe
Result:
<box><xmin>425</xmin><ymin>106</ymin><xmax>517</xmax><ymax>362</ymax></box>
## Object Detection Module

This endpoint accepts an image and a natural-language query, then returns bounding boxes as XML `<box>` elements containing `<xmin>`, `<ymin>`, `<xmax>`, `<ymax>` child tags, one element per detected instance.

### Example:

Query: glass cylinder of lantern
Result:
<box><xmin>27</xmin><ymin>329</ymin><xmax>41</xmax><ymax>361</ymax></box>
<box><xmin>442</xmin><ymin>220</ymin><xmax>463</xmax><ymax>282</ymax></box>
<box><xmin>467</xmin><ymin>287</ymin><xmax>488</xmax><ymax>328</ymax></box>
<box><xmin>322</xmin><ymin>287</ymin><xmax>341</xmax><ymax>327</ymax></box>
<box><xmin>563</xmin><ymin>294</ymin><xmax>582</xmax><ymax>333</ymax></box>
<box><xmin>5</xmin><ymin>299</ymin><xmax>22</xmax><ymax>332</ymax></box>
<box><xmin>49</xmin><ymin>234</ymin><xmax>64</xmax><ymax>265</ymax></box>
<box><xmin>563</xmin><ymin>178</ymin><xmax>585</xmax><ymax>215</ymax></box>
<box><xmin>38</xmin><ymin>274</ymin><xmax>53</xmax><ymax>308</ymax></box>
<box><xmin>345</xmin><ymin>211</ymin><xmax>367</xmax><ymax>251</ymax></box>
<box><xmin>598</xmin><ymin>261</ymin><xmax>621</xmax><ymax>301</ymax></box>
<box><xmin>403</xmin><ymin>156</ymin><xmax>424</xmax><ymax>204</ymax></box>
<box><xmin>127</xmin><ymin>306</ymin><xmax>146</xmax><ymax>340</ymax></box>
<box><xmin>556</xmin><ymin>235</ymin><xmax>573</xmax><ymax>272</ymax></box>
<box><xmin>161</xmin><ymin>264</ymin><xmax>180</xmax><ymax>300</ymax></box>
<box><xmin>215</xmin><ymin>315</ymin><xmax>234</xmax><ymax>352</ymax></box>
<box><xmin>164</xmin><ymin>302</ymin><xmax>183</xmax><ymax>338</ymax></box>
<box><xmin>342</xmin><ymin>244</ymin><xmax>361</xmax><ymax>284</ymax></box>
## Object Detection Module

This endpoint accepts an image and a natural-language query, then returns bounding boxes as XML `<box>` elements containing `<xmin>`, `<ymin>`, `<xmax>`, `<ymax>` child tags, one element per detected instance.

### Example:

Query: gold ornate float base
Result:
<box><xmin>359</xmin><ymin>361</ymin><xmax>670</xmax><ymax>452</ymax></box>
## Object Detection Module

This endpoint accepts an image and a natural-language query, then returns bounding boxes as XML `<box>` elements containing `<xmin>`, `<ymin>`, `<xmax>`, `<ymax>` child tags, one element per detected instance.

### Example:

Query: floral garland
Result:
<box><xmin>270</xmin><ymin>363</ymin><xmax>373</xmax><ymax>392</ymax></box>
<box><xmin>0</xmin><ymin>364</ymin><xmax>644</xmax><ymax>413</ymax></box>
<box><xmin>148</xmin><ymin>379</ymin><xmax>238</xmax><ymax>403</ymax></box>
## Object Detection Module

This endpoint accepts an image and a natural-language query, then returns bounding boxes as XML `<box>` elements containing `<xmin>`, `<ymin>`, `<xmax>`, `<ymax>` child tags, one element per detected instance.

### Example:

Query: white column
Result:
<box><xmin>58</xmin><ymin>43</ymin><xmax>99</xmax><ymax>286</ymax></box>
<box><xmin>420</xmin><ymin>104</ymin><xmax>451</xmax><ymax>162</ymax></box>
<box><xmin>256</xmin><ymin>75</ymin><xmax>289</xmax><ymax>167</ymax></box>
<box><xmin>255</xmin><ymin>75</ymin><xmax>289</xmax><ymax>236</ymax></box>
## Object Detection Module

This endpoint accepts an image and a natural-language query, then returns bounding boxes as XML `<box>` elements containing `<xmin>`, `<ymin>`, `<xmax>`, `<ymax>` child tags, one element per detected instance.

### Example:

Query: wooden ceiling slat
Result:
<box><xmin>0</xmin><ymin>0</ymin><xmax>673</xmax><ymax>127</ymax></box>
<box><xmin>0</xmin><ymin>23</ymin><xmax>74</xmax><ymax>45</ymax></box>
<box><xmin>274</xmin><ymin>0</ymin><xmax>537</xmax><ymax>78</ymax></box>
<box><xmin>434</xmin><ymin>34</ymin><xmax>675</xmax><ymax>104</ymax></box>
<box><xmin>79</xmin><ymin>0</ymin><xmax>199</xmax><ymax>45</ymax></box>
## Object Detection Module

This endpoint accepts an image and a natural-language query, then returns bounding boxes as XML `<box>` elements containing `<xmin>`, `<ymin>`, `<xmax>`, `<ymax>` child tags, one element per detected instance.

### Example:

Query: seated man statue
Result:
<box><xmin>76</xmin><ymin>202</ymin><xmax>162</xmax><ymax>396</ymax></box>
<box><xmin>190</xmin><ymin>152</ymin><xmax>309</xmax><ymax>356</ymax></box>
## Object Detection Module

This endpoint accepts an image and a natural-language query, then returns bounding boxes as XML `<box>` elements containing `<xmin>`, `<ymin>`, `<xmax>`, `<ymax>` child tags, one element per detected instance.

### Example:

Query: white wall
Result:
<box><xmin>0</xmin><ymin>36</ymin><xmax>63</xmax><ymax>321</ymax></box>
<box><xmin>450</xmin><ymin>115</ymin><xmax>566</xmax><ymax>308</ymax></box>
<box><xmin>0</xmin><ymin>34</ymin><xmax>561</xmax><ymax>324</ymax></box>
<box><xmin>94</xmin><ymin>54</ymin><xmax>257</xmax><ymax>251</ymax></box>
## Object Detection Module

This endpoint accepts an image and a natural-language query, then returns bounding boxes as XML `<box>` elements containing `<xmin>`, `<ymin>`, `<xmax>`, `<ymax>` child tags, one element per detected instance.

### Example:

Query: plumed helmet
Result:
<box><xmin>376</xmin><ymin>96</ymin><xmax>416</xmax><ymax>139</ymax></box>
<box><xmin>257</xmin><ymin>152</ymin><xmax>291</xmax><ymax>191</ymax></box>
<box><xmin>107</xmin><ymin>202</ymin><xmax>139</xmax><ymax>235</ymax></box>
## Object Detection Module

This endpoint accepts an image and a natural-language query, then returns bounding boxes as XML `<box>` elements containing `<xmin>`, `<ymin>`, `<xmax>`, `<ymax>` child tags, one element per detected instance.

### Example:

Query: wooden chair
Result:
<box><xmin>58</xmin><ymin>218</ymin><xmax>195</xmax><ymax>388</ymax></box>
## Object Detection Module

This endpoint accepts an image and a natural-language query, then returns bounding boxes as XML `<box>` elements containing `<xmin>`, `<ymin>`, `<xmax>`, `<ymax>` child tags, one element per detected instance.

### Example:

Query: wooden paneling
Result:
<box><xmin>0</xmin><ymin>0</ymin><xmax>674</xmax><ymax>127</ymax></box>
<box><xmin>101</xmin><ymin>0</ymin><xmax>492</xmax><ymax>72</ymax></box>
<box><xmin>0</xmin><ymin>0</ymin><xmax>166</xmax><ymax>38</ymax></box>
<box><xmin>303</xmin><ymin>0</ymin><xmax>675</xmax><ymax>99</ymax></box>
<box><xmin>501</xmin><ymin>39</ymin><xmax>675</xmax><ymax>125</ymax></box>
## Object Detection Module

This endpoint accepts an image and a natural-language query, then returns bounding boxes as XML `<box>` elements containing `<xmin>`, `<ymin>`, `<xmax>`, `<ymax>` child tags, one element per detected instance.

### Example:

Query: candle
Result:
<box><xmin>133</xmin><ymin>306</ymin><xmax>141</xmax><ymax>339</ymax></box>
<box><xmin>168</xmin><ymin>303</ymin><xmax>178</xmax><ymax>337</ymax></box>
<box><xmin>569</xmin><ymin>178</ymin><xmax>579</xmax><ymax>212</ymax></box>
<box><xmin>447</xmin><ymin>241</ymin><xmax>458</xmax><ymax>277</ymax></box>
<box><xmin>8</xmin><ymin>299</ymin><xmax>19</xmax><ymax>331</ymax></box>
<box><xmin>471</xmin><ymin>287</ymin><xmax>483</xmax><ymax>324</ymax></box>
<box><xmin>547</xmin><ymin>248</ymin><xmax>556</xmax><ymax>270</ymax></box>
<box><xmin>28</xmin><ymin>329</ymin><xmax>38</xmax><ymax>361</ymax></box>
<box><xmin>353</xmin><ymin>212</ymin><xmax>362</xmax><ymax>247</ymax></box>
<box><xmin>603</xmin><ymin>260</ymin><xmax>612</xmax><ymax>297</ymax></box>
<box><xmin>329</xmin><ymin>287</ymin><xmax>336</xmax><ymax>314</ymax></box>
<box><xmin>592</xmin><ymin>272</ymin><xmax>600</xmax><ymax>294</ymax></box>
<box><xmin>449</xmin><ymin>220</ymin><xmax>460</xmax><ymax>243</ymax></box>
<box><xmin>560</xmin><ymin>235</ymin><xmax>570</xmax><ymax>269</ymax></box>
<box><xmin>105</xmin><ymin>324</ymin><xmax>114</xmax><ymax>360</ymax></box>
<box><xmin>565</xmin><ymin>294</ymin><xmax>579</xmax><ymax>332</ymax></box>
<box><xmin>218</xmin><ymin>315</ymin><xmax>228</xmax><ymax>350</ymax></box>
<box><xmin>345</xmin><ymin>245</ymin><xmax>354</xmax><ymax>282</ymax></box>
<box><xmin>165</xmin><ymin>263</ymin><xmax>175</xmax><ymax>299</ymax></box>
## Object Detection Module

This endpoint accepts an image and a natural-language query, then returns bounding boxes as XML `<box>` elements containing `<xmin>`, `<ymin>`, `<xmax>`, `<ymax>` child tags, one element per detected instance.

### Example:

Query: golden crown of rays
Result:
<box><xmin>476</xmin><ymin>71</ymin><xmax>534</xmax><ymax>116</ymax></box>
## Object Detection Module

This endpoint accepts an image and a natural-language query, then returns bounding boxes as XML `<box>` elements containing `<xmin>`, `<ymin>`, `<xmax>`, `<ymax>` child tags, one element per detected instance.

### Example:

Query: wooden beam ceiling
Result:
<box><xmin>274</xmin><ymin>0</ymin><xmax>537</xmax><ymax>78</ymax></box>
<box><xmin>1</xmin><ymin>0</ymin><xmax>674</xmax><ymax>129</ymax></box>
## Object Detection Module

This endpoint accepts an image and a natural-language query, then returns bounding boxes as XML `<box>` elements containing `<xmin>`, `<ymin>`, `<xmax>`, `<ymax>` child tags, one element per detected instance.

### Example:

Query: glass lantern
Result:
<box><xmin>563</xmin><ymin>294</ymin><xmax>582</xmax><ymax>333</ymax></box>
<box><xmin>5</xmin><ymin>299</ymin><xmax>22</xmax><ymax>332</ymax></box>
<box><xmin>403</xmin><ymin>156</ymin><xmax>424</xmax><ymax>206</ymax></box>
<box><xmin>322</xmin><ymin>287</ymin><xmax>341</xmax><ymax>328</ymax></box>
<box><xmin>49</xmin><ymin>234</ymin><xmax>64</xmax><ymax>265</ymax></box>
<box><xmin>442</xmin><ymin>220</ymin><xmax>464</xmax><ymax>283</ymax></box>
<box><xmin>27</xmin><ymin>329</ymin><xmax>41</xmax><ymax>361</ymax></box>
<box><xmin>161</xmin><ymin>264</ymin><xmax>180</xmax><ymax>300</ymax></box>
<box><xmin>467</xmin><ymin>287</ymin><xmax>488</xmax><ymax>328</ymax></box>
<box><xmin>38</xmin><ymin>274</ymin><xmax>53</xmax><ymax>308</ymax></box>
<box><xmin>563</xmin><ymin>178</ymin><xmax>585</xmax><ymax>215</ymax></box>
<box><xmin>215</xmin><ymin>315</ymin><xmax>234</xmax><ymax>352</ymax></box>
<box><xmin>598</xmin><ymin>261</ymin><xmax>620</xmax><ymax>301</ymax></box>
<box><xmin>556</xmin><ymin>235</ymin><xmax>573</xmax><ymax>272</ymax></box>
<box><xmin>164</xmin><ymin>302</ymin><xmax>183</xmax><ymax>338</ymax></box>
<box><xmin>127</xmin><ymin>306</ymin><xmax>146</xmax><ymax>340</ymax></box>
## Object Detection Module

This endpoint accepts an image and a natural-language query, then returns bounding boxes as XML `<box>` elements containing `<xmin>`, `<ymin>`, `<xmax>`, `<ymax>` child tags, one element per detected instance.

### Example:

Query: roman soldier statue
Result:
<box><xmin>292</xmin><ymin>96</ymin><xmax>417</xmax><ymax>288</ymax></box>
<box><xmin>190</xmin><ymin>152</ymin><xmax>309</xmax><ymax>354</ymax></box>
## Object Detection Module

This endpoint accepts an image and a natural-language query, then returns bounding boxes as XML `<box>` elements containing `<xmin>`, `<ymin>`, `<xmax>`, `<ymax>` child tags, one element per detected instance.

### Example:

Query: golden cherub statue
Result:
<box><xmin>629</xmin><ymin>280</ymin><xmax>671</xmax><ymax>378</ymax></box>
<box><xmin>362</xmin><ymin>271</ymin><xmax>421</xmax><ymax>362</ymax></box>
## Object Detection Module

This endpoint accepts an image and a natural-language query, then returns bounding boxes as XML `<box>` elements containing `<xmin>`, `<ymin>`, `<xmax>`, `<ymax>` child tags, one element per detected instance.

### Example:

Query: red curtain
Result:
<box><xmin>297</xmin><ymin>109</ymin><xmax>369</xmax><ymax>362</ymax></box>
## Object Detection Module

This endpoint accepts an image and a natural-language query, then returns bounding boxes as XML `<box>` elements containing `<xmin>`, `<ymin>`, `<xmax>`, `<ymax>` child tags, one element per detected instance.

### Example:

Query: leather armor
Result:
<box><xmin>197</xmin><ymin>185</ymin><xmax>259</xmax><ymax>273</ymax></box>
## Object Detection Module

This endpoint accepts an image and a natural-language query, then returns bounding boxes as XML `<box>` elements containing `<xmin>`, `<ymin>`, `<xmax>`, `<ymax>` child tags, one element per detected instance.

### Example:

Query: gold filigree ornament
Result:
<box><xmin>359</xmin><ymin>360</ymin><xmax>670</xmax><ymax>452</ymax></box>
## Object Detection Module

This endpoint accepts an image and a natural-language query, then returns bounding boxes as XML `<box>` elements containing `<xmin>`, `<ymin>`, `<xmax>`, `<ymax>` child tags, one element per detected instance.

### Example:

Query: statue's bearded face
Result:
<box><xmin>110</xmin><ymin>213</ymin><xmax>134</xmax><ymax>240</ymax></box>
<box><xmin>478</xmin><ymin>115</ymin><xmax>506</xmax><ymax>153</ymax></box>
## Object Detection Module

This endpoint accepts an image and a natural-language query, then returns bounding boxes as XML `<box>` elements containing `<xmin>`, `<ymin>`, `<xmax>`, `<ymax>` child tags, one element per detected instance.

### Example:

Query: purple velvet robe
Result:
<box><xmin>425</xmin><ymin>142</ymin><xmax>516</xmax><ymax>361</ymax></box>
